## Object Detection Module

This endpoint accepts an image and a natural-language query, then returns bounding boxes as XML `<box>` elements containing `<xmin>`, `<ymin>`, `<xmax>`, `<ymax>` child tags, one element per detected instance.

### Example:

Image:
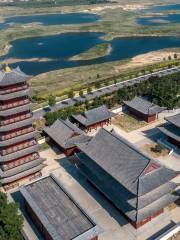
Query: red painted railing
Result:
<box><xmin>0</xmin><ymin>84</ymin><xmax>28</xmax><ymax>95</ymax></box>
<box><xmin>1</xmin><ymin>139</ymin><xmax>37</xmax><ymax>156</ymax></box>
<box><xmin>0</xmin><ymin>99</ymin><xmax>30</xmax><ymax>111</ymax></box>
<box><xmin>2</xmin><ymin>153</ymin><xmax>39</xmax><ymax>171</ymax></box>
<box><xmin>0</xmin><ymin>113</ymin><xmax>32</xmax><ymax>126</ymax></box>
<box><xmin>1</xmin><ymin>126</ymin><xmax>34</xmax><ymax>141</ymax></box>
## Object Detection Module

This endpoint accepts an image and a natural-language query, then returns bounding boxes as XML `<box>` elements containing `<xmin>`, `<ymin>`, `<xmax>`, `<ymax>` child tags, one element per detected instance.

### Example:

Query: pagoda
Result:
<box><xmin>0</xmin><ymin>65</ymin><xmax>44</xmax><ymax>186</ymax></box>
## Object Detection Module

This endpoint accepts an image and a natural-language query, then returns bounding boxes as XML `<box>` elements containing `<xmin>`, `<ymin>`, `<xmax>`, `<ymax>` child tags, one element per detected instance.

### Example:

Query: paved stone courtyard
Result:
<box><xmin>38</xmin><ymin>148</ymin><xmax>180</xmax><ymax>240</ymax></box>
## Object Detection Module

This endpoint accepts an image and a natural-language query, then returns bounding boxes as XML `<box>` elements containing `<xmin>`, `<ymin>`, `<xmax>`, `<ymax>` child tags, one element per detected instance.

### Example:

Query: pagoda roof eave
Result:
<box><xmin>0</xmin><ymin>157</ymin><xmax>44</xmax><ymax>178</ymax></box>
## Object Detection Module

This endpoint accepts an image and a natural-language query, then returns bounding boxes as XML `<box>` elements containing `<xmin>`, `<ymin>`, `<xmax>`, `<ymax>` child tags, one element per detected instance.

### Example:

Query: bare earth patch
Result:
<box><xmin>142</xmin><ymin>143</ymin><xmax>169</xmax><ymax>158</ymax></box>
<box><xmin>112</xmin><ymin>113</ymin><xmax>147</xmax><ymax>132</ymax></box>
<box><xmin>114</xmin><ymin>49</ymin><xmax>180</xmax><ymax>72</ymax></box>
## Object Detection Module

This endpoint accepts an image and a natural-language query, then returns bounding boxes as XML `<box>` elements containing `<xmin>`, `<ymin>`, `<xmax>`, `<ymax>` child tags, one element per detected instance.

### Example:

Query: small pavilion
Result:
<box><xmin>71</xmin><ymin>105</ymin><xmax>115</xmax><ymax>132</ymax></box>
<box><xmin>124</xmin><ymin>96</ymin><xmax>166</xmax><ymax>123</ymax></box>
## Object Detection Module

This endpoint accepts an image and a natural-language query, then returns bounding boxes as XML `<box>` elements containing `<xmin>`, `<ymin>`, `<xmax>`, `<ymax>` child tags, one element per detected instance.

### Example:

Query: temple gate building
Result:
<box><xmin>0</xmin><ymin>66</ymin><xmax>44</xmax><ymax>186</ymax></box>
<box><xmin>76</xmin><ymin>128</ymin><xmax>179</xmax><ymax>229</ymax></box>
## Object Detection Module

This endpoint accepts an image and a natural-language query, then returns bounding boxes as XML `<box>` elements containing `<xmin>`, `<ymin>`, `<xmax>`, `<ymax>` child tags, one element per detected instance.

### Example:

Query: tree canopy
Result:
<box><xmin>0</xmin><ymin>192</ymin><xmax>23</xmax><ymax>240</ymax></box>
<box><xmin>48</xmin><ymin>95</ymin><xmax>56</xmax><ymax>107</ymax></box>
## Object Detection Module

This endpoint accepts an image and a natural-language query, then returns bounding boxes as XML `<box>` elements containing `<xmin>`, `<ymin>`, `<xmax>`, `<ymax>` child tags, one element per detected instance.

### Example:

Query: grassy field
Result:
<box><xmin>142</xmin><ymin>143</ymin><xmax>169</xmax><ymax>158</ymax></box>
<box><xmin>70</xmin><ymin>43</ymin><xmax>111</xmax><ymax>60</ymax></box>
<box><xmin>0</xmin><ymin>0</ymin><xmax>110</xmax><ymax>8</ymax></box>
<box><xmin>0</xmin><ymin>0</ymin><xmax>179</xmax><ymax>105</ymax></box>
<box><xmin>112</xmin><ymin>113</ymin><xmax>147</xmax><ymax>132</ymax></box>
<box><xmin>30</xmin><ymin>50</ymin><xmax>180</xmax><ymax>101</ymax></box>
<box><xmin>31</xmin><ymin>59</ymin><xmax>128</xmax><ymax>98</ymax></box>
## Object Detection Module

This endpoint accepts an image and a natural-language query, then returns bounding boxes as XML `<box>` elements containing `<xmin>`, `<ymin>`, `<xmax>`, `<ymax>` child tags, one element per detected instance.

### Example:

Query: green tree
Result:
<box><xmin>79</xmin><ymin>90</ymin><xmax>84</xmax><ymax>97</ymax></box>
<box><xmin>48</xmin><ymin>95</ymin><xmax>56</xmax><ymax>107</ymax></box>
<box><xmin>0</xmin><ymin>192</ymin><xmax>23</xmax><ymax>240</ymax></box>
<box><xmin>168</xmin><ymin>55</ymin><xmax>172</xmax><ymax>61</ymax></box>
<box><xmin>114</xmin><ymin>79</ymin><xmax>117</xmax><ymax>85</ymax></box>
<box><xmin>87</xmin><ymin>86</ymin><xmax>92</xmax><ymax>94</ymax></box>
<box><xmin>94</xmin><ymin>82</ymin><xmax>101</xmax><ymax>89</ymax></box>
<box><xmin>174</xmin><ymin>53</ymin><xmax>178</xmax><ymax>59</ymax></box>
<box><xmin>68</xmin><ymin>89</ymin><xmax>75</xmax><ymax>99</ymax></box>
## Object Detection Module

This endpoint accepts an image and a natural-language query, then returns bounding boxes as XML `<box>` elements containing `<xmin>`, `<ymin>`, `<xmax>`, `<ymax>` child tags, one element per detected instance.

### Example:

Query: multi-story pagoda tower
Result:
<box><xmin>0</xmin><ymin>65</ymin><xmax>44</xmax><ymax>186</ymax></box>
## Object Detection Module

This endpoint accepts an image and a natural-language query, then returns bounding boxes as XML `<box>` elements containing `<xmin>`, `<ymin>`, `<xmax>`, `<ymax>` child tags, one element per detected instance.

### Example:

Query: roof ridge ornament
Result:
<box><xmin>4</xmin><ymin>63</ymin><xmax>12</xmax><ymax>73</ymax></box>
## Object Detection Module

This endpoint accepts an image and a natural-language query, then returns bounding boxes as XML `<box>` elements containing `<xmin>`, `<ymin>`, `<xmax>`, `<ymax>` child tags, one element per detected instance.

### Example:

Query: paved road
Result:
<box><xmin>33</xmin><ymin>66</ymin><xmax>180</xmax><ymax>120</ymax></box>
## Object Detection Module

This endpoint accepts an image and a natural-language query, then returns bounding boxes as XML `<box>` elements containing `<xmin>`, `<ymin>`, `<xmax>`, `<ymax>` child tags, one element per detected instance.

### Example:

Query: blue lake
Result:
<box><xmin>137</xmin><ymin>14</ymin><xmax>180</xmax><ymax>26</ymax></box>
<box><xmin>3</xmin><ymin>33</ymin><xmax>180</xmax><ymax>75</ymax></box>
<box><xmin>149</xmin><ymin>4</ymin><xmax>180</xmax><ymax>12</ymax></box>
<box><xmin>137</xmin><ymin>4</ymin><xmax>180</xmax><ymax>26</ymax></box>
<box><xmin>0</xmin><ymin>12</ymin><xmax>100</xmax><ymax>30</ymax></box>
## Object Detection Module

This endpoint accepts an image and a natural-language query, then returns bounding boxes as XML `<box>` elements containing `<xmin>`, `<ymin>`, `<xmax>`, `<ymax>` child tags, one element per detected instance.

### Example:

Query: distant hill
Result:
<box><xmin>0</xmin><ymin>0</ymin><xmax>111</xmax><ymax>8</ymax></box>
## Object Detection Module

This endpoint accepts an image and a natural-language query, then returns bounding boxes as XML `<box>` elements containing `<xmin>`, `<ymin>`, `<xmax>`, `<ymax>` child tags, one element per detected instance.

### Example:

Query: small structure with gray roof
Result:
<box><xmin>158</xmin><ymin>113</ymin><xmax>180</xmax><ymax>148</ymax></box>
<box><xmin>20</xmin><ymin>174</ymin><xmax>102</xmax><ymax>240</ymax></box>
<box><xmin>76</xmin><ymin>128</ymin><xmax>179</xmax><ymax>229</ymax></box>
<box><xmin>44</xmin><ymin>119</ymin><xmax>91</xmax><ymax>156</ymax></box>
<box><xmin>72</xmin><ymin>105</ymin><xmax>116</xmax><ymax>132</ymax></box>
<box><xmin>124</xmin><ymin>96</ymin><xmax>166</xmax><ymax>123</ymax></box>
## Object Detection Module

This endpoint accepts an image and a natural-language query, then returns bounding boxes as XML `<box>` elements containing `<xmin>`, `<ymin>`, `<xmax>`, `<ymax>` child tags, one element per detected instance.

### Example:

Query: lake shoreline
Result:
<box><xmin>1</xmin><ymin>30</ymin><xmax>180</xmax><ymax>59</ymax></box>
<box><xmin>69</xmin><ymin>43</ymin><xmax>112</xmax><ymax>61</ymax></box>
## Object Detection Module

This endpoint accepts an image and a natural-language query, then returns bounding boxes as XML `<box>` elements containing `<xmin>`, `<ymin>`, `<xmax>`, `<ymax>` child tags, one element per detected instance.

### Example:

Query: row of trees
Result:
<box><xmin>0</xmin><ymin>191</ymin><xmax>23</xmax><ymax>240</ymax></box>
<box><xmin>45</xmin><ymin>105</ymin><xmax>85</xmax><ymax>126</ymax></box>
<box><xmin>35</xmin><ymin>59</ymin><xmax>180</xmax><ymax>106</ymax></box>
<box><xmin>45</xmin><ymin>72</ymin><xmax>180</xmax><ymax>126</ymax></box>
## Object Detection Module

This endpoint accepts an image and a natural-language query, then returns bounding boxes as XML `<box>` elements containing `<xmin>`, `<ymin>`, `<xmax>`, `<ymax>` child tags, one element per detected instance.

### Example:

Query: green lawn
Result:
<box><xmin>112</xmin><ymin>113</ymin><xmax>148</xmax><ymax>132</ymax></box>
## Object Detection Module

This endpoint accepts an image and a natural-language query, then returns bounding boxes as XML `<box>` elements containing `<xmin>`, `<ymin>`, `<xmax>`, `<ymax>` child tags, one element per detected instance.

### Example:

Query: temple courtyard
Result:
<box><xmin>7</xmin><ymin>109</ymin><xmax>180</xmax><ymax>240</ymax></box>
<box><xmin>37</xmin><ymin>147</ymin><xmax>179</xmax><ymax>240</ymax></box>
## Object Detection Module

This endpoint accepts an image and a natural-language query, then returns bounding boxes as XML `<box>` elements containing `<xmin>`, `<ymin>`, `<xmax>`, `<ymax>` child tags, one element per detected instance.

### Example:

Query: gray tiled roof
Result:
<box><xmin>20</xmin><ymin>175</ymin><xmax>102</xmax><ymax>240</ymax></box>
<box><xmin>158</xmin><ymin>124</ymin><xmax>180</xmax><ymax>143</ymax></box>
<box><xmin>0</xmin><ymin>67</ymin><xmax>31</xmax><ymax>86</ymax></box>
<box><xmin>72</xmin><ymin>105</ymin><xmax>116</xmax><ymax>127</ymax></box>
<box><xmin>137</xmin><ymin>193</ymin><xmax>178</xmax><ymax>222</ymax></box>
<box><xmin>0</xmin><ymin>103</ymin><xmax>32</xmax><ymax>117</ymax></box>
<box><xmin>124</xmin><ymin>96</ymin><xmax>166</xmax><ymax>115</ymax></box>
<box><xmin>138</xmin><ymin>166</ymin><xmax>178</xmax><ymax>196</ymax></box>
<box><xmin>0</xmin><ymin>157</ymin><xmax>44</xmax><ymax>178</ymax></box>
<box><xmin>77</xmin><ymin>129</ymin><xmax>157</xmax><ymax>194</ymax></box>
<box><xmin>0</xmin><ymin>118</ymin><xmax>33</xmax><ymax>132</ymax></box>
<box><xmin>0</xmin><ymin>88</ymin><xmax>30</xmax><ymax>101</ymax></box>
<box><xmin>76</xmin><ymin>128</ymin><xmax>178</xmax><ymax>223</ymax></box>
<box><xmin>136</xmin><ymin>182</ymin><xmax>178</xmax><ymax>210</ymax></box>
<box><xmin>0</xmin><ymin>130</ymin><xmax>36</xmax><ymax>147</ymax></box>
<box><xmin>0</xmin><ymin>144</ymin><xmax>40</xmax><ymax>163</ymax></box>
<box><xmin>0</xmin><ymin>163</ymin><xmax>44</xmax><ymax>184</ymax></box>
<box><xmin>44</xmin><ymin>119</ymin><xmax>90</xmax><ymax>149</ymax></box>
<box><xmin>165</xmin><ymin>113</ymin><xmax>180</xmax><ymax>128</ymax></box>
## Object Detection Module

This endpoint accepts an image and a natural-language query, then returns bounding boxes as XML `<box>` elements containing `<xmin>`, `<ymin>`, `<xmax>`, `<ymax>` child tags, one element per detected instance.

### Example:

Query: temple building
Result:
<box><xmin>71</xmin><ymin>105</ymin><xmax>115</xmax><ymax>132</ymax></box>
<box><xmin>44</xmin><ymin>119</ymin><xmax>91</xmax><ymax>156</ymax></box>
<box><xmin>124</xmin><ymin>96</ymin><xmax>166</xmax><ymax>123</ymax></box>
<box><xmin>158</xmin><ymin>113</ymin><xmax>180</xmax><ymax>148</ymax></box>
<box><xmin>43</xmin><ymin>119</ymin><xmax>91</xmax><ymax>156</ymax></box>
<box><xmin>0</xmin><ymin>66</ymin><xmax>44</xmax><ymax>186</ymax></box>
<box><xmin>20</xmin><ymin>174</ymin><xmax>102</xmax><ymax>240</ymax></box>
<box><xmin>76</xmin><ymin>128</ymin><xmax>179</xmax><ymax>229</ymax></box>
